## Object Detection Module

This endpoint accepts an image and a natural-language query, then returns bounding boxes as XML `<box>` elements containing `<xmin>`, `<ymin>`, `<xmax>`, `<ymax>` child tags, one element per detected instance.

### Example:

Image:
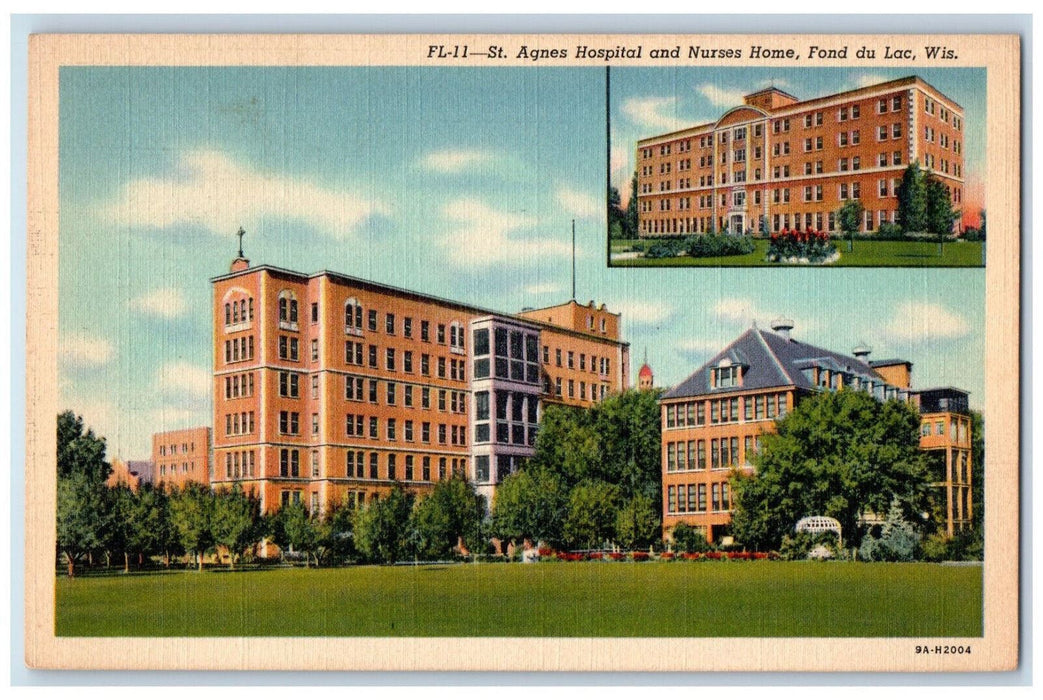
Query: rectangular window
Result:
<box><xmin>368</xmin><ymin>310</ymin><xmax>377</xmax><ymax>332</ymax></box>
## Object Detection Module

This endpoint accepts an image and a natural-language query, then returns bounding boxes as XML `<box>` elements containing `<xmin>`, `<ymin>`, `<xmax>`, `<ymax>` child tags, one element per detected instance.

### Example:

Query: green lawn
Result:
<box><xmin>55</xmin><ymin>561</ymin><xmax>982</xmax><ymax>637</ymax></box>
<box><xmin>610</xmin><ymin>239</ymin><xmax>984</xmax><ymax>267</ymax></box>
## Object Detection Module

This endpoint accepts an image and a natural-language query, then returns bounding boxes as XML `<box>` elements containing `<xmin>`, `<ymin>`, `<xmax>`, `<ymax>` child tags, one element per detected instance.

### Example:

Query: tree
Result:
<box><xmin>625</xmin><ymin>172</ymin><xmax>639</xmax><ymax>238</ymax></box>
<box><xmin>169</xmin><ymin>483</ymin><xmax>214</xmax><ymax>571</ymax></box>
<box><xmin>614</xmin><ymin>494</ymin><xmax>661</xmax><ymax>551</ymax></box>
<box><xmin>978</xmin><ymin>209</ymin><xmax>986</xmax><ymax>239</ymax></box>
<box><xmin>731</xmin><ymin>389</ymin><xmax>934</xmax><ymax>551</ymax></box>
<box><xmin>56</xmin><ymin>472</ymin><xmax>112</xmax><ymax>577</ymax></box>
<box><xmin>492</xmin><ymin>466</ymin><xmax>568</xmax><ymax>545</ymax></box>
<box><xmin>353</xmin><ymin>486</ymin><xmax>415</xmax><ymax>564</ymax></box>
<box><xmin>970</xmin><ymin>411</ymin><xmax>985</xmax><ymax>532</ymax></box>
<box><xmin>211</xmin><ymin>484</ymin><xmax>261</xmax><ymax>569</ymax></box>
<box><xmin>107</xmin><ymin>484</ymin><xmax>136</xmax><ymax>572</ymax></box>
<box><xmin>858</xmin><ymin>497</ymin><xmax>920</xmax><ymax>562</ymax></box>
<box><xmin>607</xmin><ymin>185</ymin><xmax>625</xmax><ymax>238</ymax></box>
<box><xmin>276</xmin><ymin>499</ymin><xmax>321</xmax><ymax>566</ymax></box>
<box><xmin>125</xmin><ymin>483</ymin><xmax>172</xmax><ymax>569</ymax></box>
<box><xmin>562</xmin><ymin>480</ymin><xmax>621</xmax><ymax>549</ymax></box>
<box><xmin>837</xmin><ymin>199</ymin><xmax>865</xmax><ymax>252</ymax></box>
<box><xmin>925</xmin><ymin>175</ymin><xmax>958</xmax><ymax>254</ymax></box>
<box><xmin>531</xmin><ymin>389</ymin><xmax>662</xmax><ymax>501</ymax></box>
<box><xmin>412</xmin><ymin>477</ymin><xmax>487</xmax><ymax>560</ymax></box>
<box><xmin>896</xmin><ymin>162</ymin><xmax>927</xmax><ymax>233</ymax></box>
<box><xmin>57</xmin><ymin>411</ymin><xmax>112</xmax><ymax>484</ymax></box>
<box><xmin>315</xmin><ymin>499</ymin><xmax>357</xmax><ymax>565</ymax></box>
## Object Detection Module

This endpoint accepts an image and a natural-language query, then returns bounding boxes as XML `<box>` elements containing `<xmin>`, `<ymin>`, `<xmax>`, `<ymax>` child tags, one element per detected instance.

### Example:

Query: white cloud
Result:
<box><xmin>614</xmin><ymin>299</ymin><xmax>674</xmax><ymax>326</ymax></box>
<box><xmin>695</xmin><ymin>83</ymin><xmax>747</xmax><ymax>109</ymax></box>
<box><xmin>712</xmin><ymin>297</ymin><xmax>816</xmax><ymax>334</ymax></box>
<box><xmin>556</xmin><ymin>186</ymin><xmax>602</xmax><ymax>220</ymax></box>
<box><xmin>130</xmin><ymin>287</ymin><xmax>188</xmax><ymax>318</ymax></box>
<box><xmin>102</xmin><ymin>150</ymin><xmax>389</xmax><ymax>238</ymax></box>
<box><xmin>884</xmin><ymin>302</ymin><xmax>970</xmax><ymax>342</ymax></box>
<box><xmin>610</xmin><ymin>144</ymin><xmax>632</xmax><ymax>179</ymax></box>
<box><xmin>155</xmin><ymin>361</ymin><xmax>212</xmax><ymax>400</ymax></box>
<box><xmin>420</xmin><ymin>149</ymin><xmax>492</xmax><ymax>173</ymax></box>
<box><xmin>61</xmin><ymin>333</ymin><xmax>114</xmax><ymax>368</ymax></box>
<box><xmin>439</xmin><ymin>198</ymin><xmax>571</xmax><ymax>265</ymax></box>
<box><xmin>851</xmin><ymin>72</ymin><xmax>894</xmax><ymax>89</ymax></box>
<box><xmin>621</xmin><ymin>97</ymin><xmax>688</xmax><ymax>131</ymax></box>
<box><xmin>524</xmin><ymin>282</ymin><xmax>564</xmax><ymax>296</ymax></box>
<box><xmin>677</xmin><ymin>337</ymin><xmax>726</xmax><ymax>355</ymax></box>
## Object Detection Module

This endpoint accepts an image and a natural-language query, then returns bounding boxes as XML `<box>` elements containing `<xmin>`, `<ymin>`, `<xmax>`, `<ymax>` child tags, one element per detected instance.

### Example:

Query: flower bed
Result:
<box><xmin>767</xmin><ymin>229</ymin><xmax>838</xmax><ymax>264</ymax></box>
<box><xmin>659</xmin><ymin>552</ymin><xmax>675</xmax><ymax>561</ymax></box>
<box><xmin>631</xmin><ymin>551</ymin><xmax>650</xmax><ymax>562</ymax></box>
<box><xmin>608</xmin><ymin>552</ymin><xmax>625</xmax><ymax>561</ymax></box>
<box><xmin>588</xmin><ymin>551</ymin><xmax>604</xmax><ymax>560</ymax></box>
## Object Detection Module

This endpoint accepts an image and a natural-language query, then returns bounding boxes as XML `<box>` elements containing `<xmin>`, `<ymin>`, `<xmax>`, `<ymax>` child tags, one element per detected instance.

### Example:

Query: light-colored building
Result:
<box><xmin>636</xmin><ymin>76</ymin><xmax>966</xmax><ymax>237</ymax></box>
<box><xmin>211</xmin><ymin>253</ymin><xmax>629</xmax><ymax>513</ymax></box>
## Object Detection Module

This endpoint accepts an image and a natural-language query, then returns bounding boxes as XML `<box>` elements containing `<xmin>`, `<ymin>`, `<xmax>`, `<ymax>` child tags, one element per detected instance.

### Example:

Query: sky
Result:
<box><xmin>58</xmin><ymin>66</ymin><xmax>985</xmax><ymax>460</ymax></box>
<box><xmin>609</xmin><ymin>66</ymin><xmax>987</xmax><ymax>228</ymax></box>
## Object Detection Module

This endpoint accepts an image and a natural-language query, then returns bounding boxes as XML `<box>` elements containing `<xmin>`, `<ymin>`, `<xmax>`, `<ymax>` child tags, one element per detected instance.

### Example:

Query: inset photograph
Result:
<box><xmin>608</xmin><ymin>67</ymin><xmax>985</xmax><ymax>267</ymax></box>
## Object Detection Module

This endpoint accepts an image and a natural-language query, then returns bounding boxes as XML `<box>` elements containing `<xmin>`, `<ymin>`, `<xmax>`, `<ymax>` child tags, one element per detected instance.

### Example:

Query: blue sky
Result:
<box><xmin>58</xmin><ymin>66</ymin><xmax>985</xmax><ymax>460</ymax></box>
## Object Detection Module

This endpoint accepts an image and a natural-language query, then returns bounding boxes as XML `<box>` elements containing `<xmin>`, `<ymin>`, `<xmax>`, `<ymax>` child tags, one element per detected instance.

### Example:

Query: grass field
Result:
<box><xmin>55</xmin><ymin>561</ymin><xmax>982</xmax><ymax>637</ymax></box>
<box><xmin>609</xmin><ymin>239</ymin><xmax>984</xmax><ymax>267</ymax></box>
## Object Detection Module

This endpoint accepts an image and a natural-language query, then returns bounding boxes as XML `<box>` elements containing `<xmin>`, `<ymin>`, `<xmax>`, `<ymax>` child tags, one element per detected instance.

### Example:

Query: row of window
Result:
<box><xmin>645</xmin><ymin>150</ymin><xmax>907</xmax><ymax>191</ymax></box>
<box><xmin>343</xmin><ymin>374</ymin><xmax>467</xmax><ymax>414</ymax></box>
<box><xmin>665</xmin><ymin>435</ymin><xmax>762</xmax><ymax>472</ymax></box>
<box><xmin>224</xmin><ymin>336</ymin><xmax>256</xmax><ymax>364</ymax></box>
<box><xmin>157</xmin><ymin>461</ymin><xmax>198</xmax><ymax>477</ymax></box>
<box><xmin>157</xmin><ymin>441</ymin><xmax>195</xmax><ymax>456</ymax></box>
<box><xmin>225</xmin><ymin>450</ymin><xmax>257</xmax><ymax>479</ymax></box>
<box><xmin>224</xmin><ymin>371</ymin><xmax>255</xmax><ymax>399</ymax></box>
<box><xmin>666</xmin><ymin>482</ymin><xmax>732</xmax><ymax>514</ymax></box>
<box><xmin>344</xmin><ymin>414</ymin><xmax>466</xmax><ymax>446</ymax></box>
<box><xmin>223</xmin><ymin>297</ymin><xmax>255</xmax><ymax>326</ymax></box>
<box><xmin>473</xmin><ymin>454</ymin><xmax>526</xmax><ymax>484</ymax></box>
<box><xmin>920</xmin><ymin>418</ymin><xmax>969</xmax><ymax>443</ymax></box>
<box><xmin>542</xmin><ymin>346</ymin><xmax>612</xmax><ymax>375</ymax></box>
<box><xmin>664</xmin><ymin>393</ymin><xmax>789</xmax><ymax>429</ymax></box>
<box><xmin>474</xmin><ymin>389</ymin><xmax>539</xmax><ymax>446</ymax></box>
<box><xmin>344</xmin><ymin>299</ymin><xmax>467</xmax><ymax>351</ymax></box>
<box><xmin>344</xmin><ymin>341</ymin><xmax>466</xmax><ymax>381</ymax></box>
<box><xmin>277</xmin><ymin>447</ymin><xmax>466</xmax><ymax>482</ymax></box>
<box><xmin>924</xmin><ymin>97</ymin><xmax>962</xmax><ymax>130</ymax></box>
<box><xmin>225</xmin><ymin>411</ymin><xmax>256</xmax><ymax>437</ymax></box>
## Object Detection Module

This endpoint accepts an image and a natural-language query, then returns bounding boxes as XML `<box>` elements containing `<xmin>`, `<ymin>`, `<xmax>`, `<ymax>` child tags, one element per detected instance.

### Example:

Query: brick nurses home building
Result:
<box><xmin>660</xmin><ymin>320</ymin><xmax>972</xmax><ymax>543</ymax></box>
<box><xmin>212</xmin><ymin>251</ymin><xmax>629</xmax><ymax>513</ymax></box>
<box><xmin>636</xmin><ymin>76</ymin><xmax>965</xmax><ymax>237</ymax></box>
<box><xmin>151</xmin><ymin>427</ymin><xmax>212</xmax><ymax>489</ymax></box>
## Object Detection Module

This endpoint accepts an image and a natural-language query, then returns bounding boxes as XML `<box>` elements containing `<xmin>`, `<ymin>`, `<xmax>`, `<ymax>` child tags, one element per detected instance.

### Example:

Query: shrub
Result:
<box><xmin>686</xmin><ymin>233</ymin><xmax>756</xmax><ymax>259</ymax></box>
<box><xmin>766</xmin><ymin>229</ymin><xmax>837</xmax><ymax>264</ymax></box>
<box><xmin>645</xmin><ymin>239</ymin><xmax>686</xmax><ymax>258</ymax></box>
<box><xmin>631</xmin><ymin>551</ymin><xmax>650</xmax><ymax>561</ymax></box>
<box><xmin>875</xmin><ymin>222</ymin><xmax>906</xmax><ymax>240</ymax></box>
<box><xmin>859</xmin><ymin>499</ymin><xmax>921</xmax><ymax>562</ymax></box>
<box><xmin>671</xmin><ymin>522</ymin><xmax>712</xmax><ymax>553</ymax></box>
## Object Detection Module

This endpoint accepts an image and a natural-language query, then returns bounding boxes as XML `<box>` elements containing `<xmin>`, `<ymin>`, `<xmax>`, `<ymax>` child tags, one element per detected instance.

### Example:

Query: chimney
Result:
<box><xmin>770</xmin><ymin>318</ymin><xmax>794</xmax><ymax>340</ymax></box>
<box><xmin>853</xmin><ymin>344</ymin><xmax>872</xmax><ymax>361</ymax></box>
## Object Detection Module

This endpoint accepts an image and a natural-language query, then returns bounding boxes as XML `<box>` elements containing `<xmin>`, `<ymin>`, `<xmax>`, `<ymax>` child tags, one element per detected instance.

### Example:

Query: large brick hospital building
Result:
<box><xmin>636</xmin><ymin>76</ymin><xmax>966</xmax><ymax>236</ymax></box>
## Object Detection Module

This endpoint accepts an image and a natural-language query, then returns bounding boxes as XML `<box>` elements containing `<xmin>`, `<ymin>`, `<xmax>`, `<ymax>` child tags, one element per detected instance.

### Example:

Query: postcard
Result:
<box><xmin>25</xmin><ymin>32</ymin><xmax>1020</xmax><ymax>672</ymax></box>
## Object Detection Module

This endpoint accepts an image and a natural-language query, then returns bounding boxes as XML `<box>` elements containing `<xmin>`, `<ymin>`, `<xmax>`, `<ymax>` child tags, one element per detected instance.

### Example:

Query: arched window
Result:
<box><xmin>278</xmin><ymin>290</ymin><xmax>299</xmax><ymax>325</ymax></box>
<box><xmin>345</xmin><ymin>297</ymin><xmax>362</xmax><ymax>331</ymax></box>
<box><xmin>224</xmin><ymin>303</ymin><xmax>231</xmax><ymax>325</ymax></box>
<box><xmin>449</xmin><ymin>321</ymin><xmax>465</xmax><ymax>351</ymax></box>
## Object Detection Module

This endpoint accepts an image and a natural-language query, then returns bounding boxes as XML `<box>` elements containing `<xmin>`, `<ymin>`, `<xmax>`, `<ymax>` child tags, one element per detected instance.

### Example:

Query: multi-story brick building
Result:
<box><xmin>660</xmin><ymin>320</ymin><xmax>972</xmax><ymax>543</ymax></box>
<box><xmin>636</xmin><ymin>76</ymin><xmax>966</xmax><ymax>237</ymax></box>
<box><xmin>151</xmin><ymin>426</ymin><xmax>212</xmax><ymax>489</ymax></box>
<box><xmin>211</xmin><ymin>253</ymin><xmax>629</xmax><ymax>513</ymax></box>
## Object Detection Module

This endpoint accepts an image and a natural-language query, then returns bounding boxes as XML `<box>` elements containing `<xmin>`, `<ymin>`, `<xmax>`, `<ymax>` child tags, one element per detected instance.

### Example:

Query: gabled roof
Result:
<box><xmin>663</xmin><ymin>327</ymin><xmax>890</xmax><ymax>399</ymax></box>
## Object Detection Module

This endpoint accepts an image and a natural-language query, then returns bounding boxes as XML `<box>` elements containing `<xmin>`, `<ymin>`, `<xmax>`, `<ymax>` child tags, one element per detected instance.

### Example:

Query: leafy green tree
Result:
<box><xmin>837</xmin><ymin>199</ymin><xmax>865</xmax><ymax>251</ymax></box>
<box><xmin>858</xmin><ymin>497</ymin><xmax>920</xmax><ymax>561</ymax></box>
<box><xmin>211</xmin><ymin>484</ymin><xmax>261</xmax><ymax>569</ymax></box>
<box><xmin>532</xmin><ymin>389</ymin><xmax>662</xmax><ymax>501</ymax></box>
<box><xmin>492</xmin><ymin>466</ymin><xmax>568</xmax><ymax>545</ymax></box>
<box><xmin>563</xmin><ymin>480</ymin><xmax>621</xmax><ymax>549</ymax></box>
<box><xmin>126</xmin><ymin>483</ymin><xmax>172</xmax><ymax>569</ymax></box>
<box><xmin>896</xmin><ymin>162</ymin><xmax>927</xmax><ymax>233</ymax></box>
<box><xmin>56</xmin><ymin>472</ymin><xmax>112</xmax><ymax>577</ymax></box>
<box><xmin>57</xmin><ymin>411</ymin><xmax>112</xmax><ymax>484</ymax></box>
<box><xmin>607</xmin><ymin>185</ymin><xmax>625</xmax><ymax>238</ymax></box>
<box><xmin>413</xmin><ymin>477</ymin><xmax>487</xmax><ymax>560</ymax></box>
<box><xmin>614</xmin><ymin>494</ymin><xmax>661</xmax><ymax>550</ymax></box>
<box><xmin>625</xmin><ymin>172</ymin><xmax>639</xmax><ymax>238</ymax></box>
<box><xmin>731</xmin><ymin>389</ymin><xmax>933</xmax><ymax>551</ymax></box>
<box><xmin>107</xmin><ymin>484</ymin><xmax>137</xmax><ymax>572</ymax></box>
<box><xmin>925</xmin><ymin>175</ymin><xmax>958</xmax><ymax>254</ymax></box>
<box><xmin>315</xmin><ymin>499</ymin><xmax>358</xmax><ymax>565</ymax></box>
<box><xmin>669</xmin><ymin>521</ymin><xmax>712</xmax><ymax>553</ymax></box>
<box><xmin>970</xmin><ymin>411</ymin><xmax>985</xmax><ymax>532</ymax></box>
<box><xmin>353</xmin><ymin>486</ymin><xmax>415</xmax><ymax>564</ymax></box>
<box><xmin>277</xmin><ymin>499</ymin><xmax>321</xmax><ymax>566</ymax></box>
<box><xmin>169</xmin><ymin>483</ymin><xmax>214</xmax><ymax>571</ymax></box>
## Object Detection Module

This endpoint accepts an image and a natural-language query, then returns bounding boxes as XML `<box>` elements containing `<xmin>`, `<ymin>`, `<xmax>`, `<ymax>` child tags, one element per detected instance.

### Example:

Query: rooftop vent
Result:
<box><xmin>852</xmin><ymin>344</ymin><xmax>872</xmax><ymax>360</ymax></box>
<box><xmin>770</xmin><ymin>318</ymin><xmax>795</xmax><ymax>340</ymax></box>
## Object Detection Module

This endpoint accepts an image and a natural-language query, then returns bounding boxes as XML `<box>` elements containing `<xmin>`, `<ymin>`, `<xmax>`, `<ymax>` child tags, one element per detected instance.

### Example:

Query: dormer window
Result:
<box><xmin>713</xmin><ymin>360</ymin><xmax>740</xmax><ymax>389</ymax></box>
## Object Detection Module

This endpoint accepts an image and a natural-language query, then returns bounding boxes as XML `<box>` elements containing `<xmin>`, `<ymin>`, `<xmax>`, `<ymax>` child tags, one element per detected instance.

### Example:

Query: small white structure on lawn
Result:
<box><xmin>795</xmin><ymin>515</ymin><xmax>843</xmax><ymax>549</ymax></box>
